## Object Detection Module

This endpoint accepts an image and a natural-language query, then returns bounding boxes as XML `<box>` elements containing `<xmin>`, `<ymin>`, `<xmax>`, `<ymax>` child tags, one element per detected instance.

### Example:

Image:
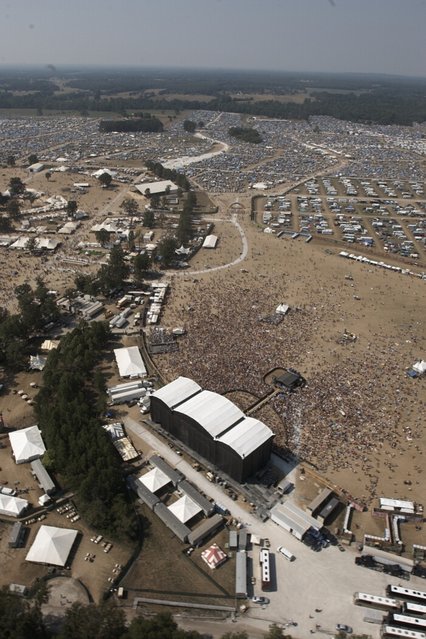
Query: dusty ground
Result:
<box><xmin>121</xmin><ymin>503</ymin><xmax>235</xmax><ymax>610</ymax></box>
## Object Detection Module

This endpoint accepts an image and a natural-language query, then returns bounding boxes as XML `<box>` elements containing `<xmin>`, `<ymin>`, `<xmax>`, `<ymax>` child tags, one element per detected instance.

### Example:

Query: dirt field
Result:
<box><xmin>121</xmin><ymin>504</ymin><xmax>235</xmax><ymax>610</ymax></box>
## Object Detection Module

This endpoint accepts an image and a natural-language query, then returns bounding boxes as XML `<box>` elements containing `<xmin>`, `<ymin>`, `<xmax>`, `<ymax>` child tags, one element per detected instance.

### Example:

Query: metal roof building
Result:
<box><xmin>9</xmin><ymin>426</ymin><xmax>46</xmax><ymax>464</ymax></box>
<box><xmin>307</xmin><ymin>488</ymin><xmax>333</xmax><ymax>516</ymax></box>
<box><xmin>151</xmin><ymin>378</ymin><xmax>274</xmax><ymax>482</ymax></box>
<box><xmin>236</xmin><ymin>550</ymin><xmax>248</xmax><ymax>598</ymax></box>
<box><xmin>270</xmin><ymin>502</ymin><xmax>320</xmax><ymax>540</ymax></box>
<box><xmin>178</xmin><ymin>479</ymin><xmax>214</xmax><ymax>516</ymax></box>
<box><xmin>30</xmin><ymin>459</ymin><xmax>55</xmax><ymax>495</ymax></box>
<box><xmin>128</xmin><ymin>476</ymin><xmax>160</xmax><ymax>511</ymax></box>
<box><xmin>150</xmin><ymin>455</ymin><xmax>184</xmax><ymax>487</ymax></box>
<box><xmin>153</xmin><ymin>502</ymin><xmax>190</xmax><ymax>542</ymax></box>
<box><xmin>188</xmin><ymin>514</ymin><xmax>224</xmax><ymax>547</ymax></box>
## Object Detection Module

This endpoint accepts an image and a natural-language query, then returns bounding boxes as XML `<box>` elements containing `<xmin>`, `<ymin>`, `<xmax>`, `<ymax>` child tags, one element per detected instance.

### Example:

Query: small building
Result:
<box><xmin>187</xmin><ymin>514</ymin><xmax>224</xmax><ymax>547</ymax></box>
<box><xmin>236</xmin><ymin>550</ymin><xmax>247</xmax><ymax>598</ymax></box>
<box><xmin>229</xmin><ymin>530</ymin><xmax>238</xmax><ymax>549</ymax></box>
<box><xmin>128</xmin><ymin>476</ymin><xmax>159</xmax><ymax>511</ymax></box>
<box><xmin>135</xmin><ymin>180</ymin><xmax>178</xmax><ymax>197</ymax></box>
<box><xmin>153</xmin><ymin>502</ymin><xmax>190</xmax><ymax>542</ymax></box>
<box><xmin>202</xmin><ymin>235</ymin><xmax>218</xmax><ymax>249</ymax></box>
<box><xmin>28</xmin><ymin>162</ymin><xmax>45</xmax><ymax>173</ymax></box>
<box><xmin>307</xmin><ymin>488</ymin><xmax>333</xmax><ymax>516</ymax></box>
<box><xmin>30</xmin><ymin>459</ymin><xmax>55</xmax><ymax>495</ymax></box>
<box><xmin>270</xmin><ymin>502</ymin><xmax>320</xmax><ymax>541</ymax></box>
<box><xmin>317</xmin><ymin>497</ymin><xmax>340</xmax><ymax>525</ymax></box>
<box><xmin>273</xmin><ymin>370</ymin><xmax>305</xmax><ymax>391</ymax></box>
<box><xmin>9</xmin><ymin>522</ymin><xmax>25</xmax><ymax>548</ymax></box>
<box><xmin>201</xmin><ymin>543</ymin><xmax>227</xmax><ymax>570</ymax></box>
<box><xmin>177</xmin><ymin>479</ymin><xmax>214</xmax><ymax>516</ymax></box>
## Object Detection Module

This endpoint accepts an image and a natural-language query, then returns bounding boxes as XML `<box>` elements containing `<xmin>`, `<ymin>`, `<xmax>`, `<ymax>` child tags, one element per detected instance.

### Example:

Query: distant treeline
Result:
<box><xmin>99</xmin><ymin>115</ymin><xmax>163</xmax><ymax>132</ymax></box>
<box><xmin>0</xmin><ymin>68</ymin><xmax>425</xmax><ymax>125</ymax></box>
<box><xmin>145</xmin><ymin>160</ymin><xmax>191</xmax><ymax>190</ymax></box>
<box><xmin>228</xmin><ymin>126</ymin><xmax>262</xmax><ymax>143</ymax></box>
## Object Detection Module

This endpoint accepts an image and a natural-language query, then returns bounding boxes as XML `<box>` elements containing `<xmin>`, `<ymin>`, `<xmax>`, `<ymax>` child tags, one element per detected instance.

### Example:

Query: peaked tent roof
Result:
<box><xmin>26</xmin><ymin>525</ymin><xmax>78</xmax><ymax>566</ymax></box>
<box><xmin>9</xmin><ymin>425</ymin><xmax>46</xmax><ymax>463</ymax></box>
<box><xmin>138</xmin><ymin>467</ymin><xmax>170</xmax><ymax>493</ymax></box>
<box><xmin>168</xmin><ymin>495</ymin><xmax>202</xmax><ymax>523</ymax></box>
<box><xmin>114</xmin><ymin>346</ymin><xmax>147</xmax><ymax>378</ymax></box>
<box><xmin>201</xmin><ymin>543</ymin><xmax>227</xmax><ymax>569</ymax></box>
<box><xmin>0</xmin><ymin>494</ymin><xmax>28</xmax><ymax>516</ymax></box>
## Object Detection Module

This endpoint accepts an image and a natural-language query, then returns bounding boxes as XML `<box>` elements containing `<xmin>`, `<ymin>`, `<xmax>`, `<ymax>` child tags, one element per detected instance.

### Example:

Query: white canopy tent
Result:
<box><xmin>9</xmin><ymin>426</ymin><xmax>46</xmax><ymax>464</ymax></box>
<box><xmin>168</xmin><ymin>495</ymin><xmax>202</xmax><ymax>523</ymax></box>
<box><xmin>26</xmin><ymin>525</ymin><xmax>78</xmax><ymax>566</ymax></box>
<box><xmin>413</xmin><ymin>360</ymin><xmax>426</xmax><ymax>375</ymax></box>
<box><xmin>138</xmin><ymin>467</ymin><xmax>170</xmax><ymax>493</ymax></box>
<box><xmin>0</xmin><ymin>494</ymin><xmax>28</xmax><ymax>517</ymax></box>
<box><xmin>202</xmin><ymin>235</ymin><xmax>218</xmax><ymax>249</ymax></box>
<box><xmin>114</xmin><ymin>346</ymin><xmax>147</xmax><ymax>378</ymax></box>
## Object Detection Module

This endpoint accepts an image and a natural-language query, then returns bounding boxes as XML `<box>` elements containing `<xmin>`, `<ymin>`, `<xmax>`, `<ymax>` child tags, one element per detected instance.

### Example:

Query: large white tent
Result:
<box><xmin>168</xmin><ymin>495</ymin><xmax>202</xmax><ymax>523</ymax></box>
<box><xmin>114</xmin><ymin>346</ymin><xmax>147</xmax><ymax>378</ymax></box>
<box><xmin>9</xmin><ymin>425</ymin><xmax>46</xmax><ymax>464</ymax></box>
<box><xmin>138</xmin><ymin>467</ymin><xmax>170</xmax><ymax>493</ymax></box>
<box><xmin>0</xmin><ymin>494</ymin><xmax>28</xmax><ymax>517</ymax></box>
<box><xmin>26</xmin><ymin>525</ymin><xmax>78</xmax><ymax>566</ymax></box>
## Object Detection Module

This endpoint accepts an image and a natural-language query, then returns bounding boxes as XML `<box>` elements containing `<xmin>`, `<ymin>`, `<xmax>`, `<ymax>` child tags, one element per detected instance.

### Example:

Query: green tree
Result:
<box><xmin>150</xmin><ymin>194</ymin><xmax>160</xmax><ymax>208</ymax></box>
<box><xmin>183</xmin><ymin>119</ymin><xmax>196</xmax><ymax>133</ymax></box>
<box><xmin>45</xmin><ymin>171</ymin><xmax>52</xmax><ymax>181</ymax></box>
<box><xmin>99</xmin><ymin>172</ymin><xmax>112</xmax><ymax>188</ymax></box>
<box><xmin>120</xmin><ymin>198</ymin><xmax>138</xmax><ymax>215</ymax></box>
<box><xmin>128</xmin><ymin>229</ymin><xmax>135</xmax><ymax>251</ymax></box>
<box><xmin>221</xmin><ymin>632</ymin><xmax>249</xmax><ymax>639</ymax></box>
<box><xmin>157</xmin><ymin>236</ymin><xmax>178</xmax><ymax>267</ymax></box>
<box><xmin>28</xmin><ymin>154</ymin><xmax>38</xmax><ymax>165</ymax></box>
<box><xmin>6</xmin><ymin>198</ymin><xmax>21</xmax><ymax>220</ymax></box>
<box><xmin>143</xmin><ymin>209</ymin><xmax>155</xmax><ymax>228</ymax></box>
<box><xmin>9</xmin><ymin>176</ymin><xmax>25</xmax><ymax>197</ymax></box>
<box><xmin>124</xmin><ymin>612</ymin><xmax>202</xmax><ymax>639</ymax></box>
<box><xmin>0</xmin><ymin>216</ymin><xmax>12</xmax><ymax>232</ymax></box>
<box><xmin>264</xmin><ymin>624</ymin><xmax>293</xmax><ymax>639</ymax></box>
<box><xmin>58</xmin><ymin>602</ymin><xmax>125</xmax><ymax>639</ymax></box>
<box><xmin>95</xmin><ymin>228</ymin><xmax>111</xmax><ymax>246</ymax></box>
<box><xmin>6</xmin><ymin>155</ymin><xmax>15</xmax><ymax>167</ymax></box>
<box><xmin>133</xmin><ymin>252</ymin><xmax>151</xmax><ymax>283</ymax></box>
<box><xmin>25</xmin><ymin>237</ymin><xmax>38</xmax><ymax>253</ymax></box>
<box><xmin>0</xmin><ymin>589</ymin><xmax>48</xmax><ymax>639</ymax></box>
<box><xmin>98</xmin><ymin>244</ymin><xmax>129</xmax><ymax>292</ymax></box>
<box><xmin>66</xmin><ymin>200</ymin><xmax>78</xmax><ymax>218</ymax></box>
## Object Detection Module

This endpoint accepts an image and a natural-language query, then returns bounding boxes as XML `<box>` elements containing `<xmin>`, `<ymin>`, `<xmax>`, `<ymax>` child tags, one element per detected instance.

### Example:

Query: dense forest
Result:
<box><xmin>34</xmin><ymin>322</ymin><xmax>138</xmax><ymax>540</ymax></box>
<box><xmin>0</xmin><ymin>67</ymin><xmax>425</xmax><ymax>125</ymax></box>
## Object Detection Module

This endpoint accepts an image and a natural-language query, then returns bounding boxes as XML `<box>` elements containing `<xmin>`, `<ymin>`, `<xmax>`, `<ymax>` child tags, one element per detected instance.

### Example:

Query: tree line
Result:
<box><xmin>34</xmin><ymin>321</ymin><xmax>138</xmax><ymax>540</ymax></box>
<box><xmin>0</xmin><ymin>592</ymin><xmax>299</xmax><ymax>639</ymax></box>
<box><xmin>228</xmin><ymin>126</ymin><xmax>262</xmax><ymax>144</ymax></box>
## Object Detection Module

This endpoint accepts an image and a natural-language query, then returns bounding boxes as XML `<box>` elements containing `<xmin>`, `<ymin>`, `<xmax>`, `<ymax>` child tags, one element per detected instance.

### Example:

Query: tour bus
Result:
<box><xmin>387</xmin><ymin>587</ymin><xmax>426</xmax><ymax>605</ymax></box>
<box><xmin>277</xmin><ymin>545</ymin><xmax>296</xmax><ymax>562</ymax></box>
<box><xmin>353</xmin><ymin>592</ymin><xmax>400</xmax><ymax>611</ymax></box>
<box><xmin>402</xmin><ymin>602</ymin><xmax>426</xmax><ymax>618</ymax></box>
<box><xmin>259</xmin><ymin>547</ymin><xmax>271</xmax><ymax>591</ymax></box>
<box><xmin>381</xmin><ymin>625</ymin><xmax>426</xmax><ymax>639</ymax></box>
<box><xmin>389</xmin><ymin>614</ymin><xmax>426</xmax><ymax>631</ymax></box>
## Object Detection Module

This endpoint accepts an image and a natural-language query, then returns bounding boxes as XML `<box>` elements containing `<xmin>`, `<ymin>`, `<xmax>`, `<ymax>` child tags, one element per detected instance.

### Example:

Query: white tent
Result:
<box><xmin>276</xmin><ymin>304</ymin><xmax>289</xmax><ymax>315</ymax></box>
<box><xmin>0</xmin><ymin>494</ymin><xmax>28</xmax><ymax>517</ymax></box>
<box><xmin>413</xmin><ymin>360</ymin><xmax>426</xmax><ymax>375</ymax></box>
<box><xmin>26</xmin><ymin>525</ymin><xmax>78</xmax><ymax>566</ymax></box>
<box><xmin>114</xmin><ymin>346</ymin><xmax>147</xmax><ymax>378</ymax></box>
<box><xmin>168</xmin><ymin>495</ymin><xmax>202</xmax><ymax>523</ymax></box>
<box><xmin>138</xmin><ymin>467</ymin><xmax>170</xmax><ymax>493</ymax></box>
<box><xmin>201</xmin><ymin>543</ymin><xmax>227</xmax><ymax>569</ymax></box>
<box><xmin>9</xmin><ymin>426</ymin><xmax>46</xmax><ymax>464</ymax></box>
<box><xmin>29</xmin><ymin>354</ymin><xmax>47</xmax><ymax>370</ymax></box>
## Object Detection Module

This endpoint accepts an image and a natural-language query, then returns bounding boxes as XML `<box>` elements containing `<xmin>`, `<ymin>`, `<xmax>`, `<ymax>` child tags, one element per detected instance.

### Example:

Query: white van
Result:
<box><xmin>277</xmin><ymin>546</ymin><xmax>295</xmax><ymax>561</ymax></box>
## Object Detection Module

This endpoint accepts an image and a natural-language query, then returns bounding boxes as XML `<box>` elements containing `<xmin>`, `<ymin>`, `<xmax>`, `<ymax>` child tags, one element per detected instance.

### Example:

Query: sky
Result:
<box><xmin>0</xmin><ymin>0</ymin><xmax>425</xmax><ymax>77</ymax></box>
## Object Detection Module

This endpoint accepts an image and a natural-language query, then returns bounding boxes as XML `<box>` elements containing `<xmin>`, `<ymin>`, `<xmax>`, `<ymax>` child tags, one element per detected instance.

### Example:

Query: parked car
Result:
<box><xmin>336</xmin><ymin>624</ymin><xmax>352</xmax><ymax>634</ymax></box>
<box><xmin>252</xmin><ymin>596</ymin><xmax>270</xmax><ymax>605</ymax></box>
